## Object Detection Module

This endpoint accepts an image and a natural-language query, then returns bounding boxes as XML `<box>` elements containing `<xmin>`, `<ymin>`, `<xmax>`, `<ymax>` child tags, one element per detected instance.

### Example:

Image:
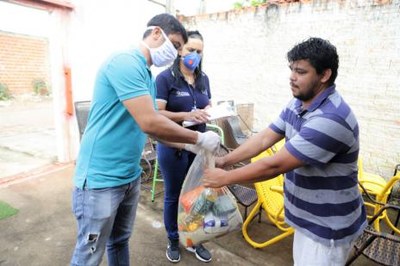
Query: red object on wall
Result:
<box><xmin>64</xmin><ymin>66</ymin><xmax>73</xmax><ymax>116</ymax></box>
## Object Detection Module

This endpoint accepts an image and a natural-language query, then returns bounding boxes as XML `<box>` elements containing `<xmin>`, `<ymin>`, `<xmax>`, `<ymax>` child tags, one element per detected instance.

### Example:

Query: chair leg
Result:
<box><xmin>151</xmin><ymin>159</ymin><xmax>162</xmax><ymax>202</ymax></box>
<box><xmin>243</xmin><ymin>206</ymin><xmax>261</xmax><ymax>221</ymax></box>
<box><xmin>392</xmin><ymin>211</ymin><xmax>400</xmax><ymax>235</ymax></box>
<box><xmin>345</xmin><ymin>248</ymin><xmax>361</xmax><ymax>266</ymax></box>
<box><xmin>345</xmin><ymin>235</ymin><xmax>377</xmax><ymax>266</ymax></box>
<box><xmin>242</xmin><ymin>202</ymin><xmax>294</xmax><ymax>249</ymax></box>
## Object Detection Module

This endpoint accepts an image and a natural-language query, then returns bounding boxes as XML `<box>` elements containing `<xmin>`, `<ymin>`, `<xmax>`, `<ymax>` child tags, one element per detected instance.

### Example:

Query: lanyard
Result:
<box><xmin>187</xmin><ymin>83</ymin><xmax>197</xmax><ymax>111</ymax></box>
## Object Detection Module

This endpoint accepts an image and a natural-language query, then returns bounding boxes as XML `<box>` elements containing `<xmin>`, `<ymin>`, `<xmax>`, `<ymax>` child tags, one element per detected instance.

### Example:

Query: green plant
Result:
<box><xmin>251</xmin><ymin>0</ymin><xmax>267</xmax><ymax>7</ymax></box>
<box><xmin>0</xmin><ymin>82</ymin><xmax>12</xmax><ymax>101</ymax></box>
<box><xmin>32</xmin><ymin>79</ymin><xmax>50</xmax><ymax>96</ymax></box>
<box><xmin>234</xmin><ymin>0</ymin><xmax>267</xmax><ymax>9</ymax></box>
<box><xmin>233</xmin><ymin>1</ymin><xmax>244</xmax><ymax>9</ymax></box>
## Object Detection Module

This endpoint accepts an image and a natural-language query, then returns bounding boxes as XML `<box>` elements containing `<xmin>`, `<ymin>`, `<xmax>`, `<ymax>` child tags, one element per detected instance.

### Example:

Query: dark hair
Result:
<box><xmin>143</xmin><ymin>13</ymin><xmax>188</xmax><ymax>43</ymax></box>
<box><xmin>187</xmin><ymin>30</ymin><xmax>203</xmax><ymax>42</ymax></box>
<box><xmin>187</xmin><ymin>30</ymin><xmax>204</xmax><ymax>76</ymax></box>
<box><xmin>170</xmin><ymin>30</ymin><xmax>206</xmax><ymax>92</ymax></box>
<box><xmin>287</xmin><ymin>37</ymin><xmax>339</xmax><ymax>85</ymax></box>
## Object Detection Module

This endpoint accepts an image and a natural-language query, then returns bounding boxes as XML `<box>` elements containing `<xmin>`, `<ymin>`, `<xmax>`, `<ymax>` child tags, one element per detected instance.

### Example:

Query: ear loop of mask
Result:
<box><xmin>146</xmin><ymin>26</ymin><xmax>169</xmax><ymax>42</ymax></box>
<box><xmin>142</xmin><ymin>26</ymin><xmax>172</xmax><ymax>50</ymax></box>
<box><xmin>141</xmin><ymin>26</ymin><xmax>165</xmax><ymax>50</ymax></box>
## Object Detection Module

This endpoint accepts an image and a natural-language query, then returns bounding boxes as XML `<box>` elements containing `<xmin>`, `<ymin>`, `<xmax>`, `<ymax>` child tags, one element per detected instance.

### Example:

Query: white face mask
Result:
<box><xmin>142</xmin><ymin>26</ymin><xmax>177</xmax><ymax>67</ymax></box>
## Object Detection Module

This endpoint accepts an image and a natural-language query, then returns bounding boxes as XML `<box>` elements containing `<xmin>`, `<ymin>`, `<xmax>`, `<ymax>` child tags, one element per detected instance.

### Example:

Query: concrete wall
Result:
<box><xmin>180</xmin><ymin>0</ymin><xmax>400</xmax><ymax>178</ymax></box>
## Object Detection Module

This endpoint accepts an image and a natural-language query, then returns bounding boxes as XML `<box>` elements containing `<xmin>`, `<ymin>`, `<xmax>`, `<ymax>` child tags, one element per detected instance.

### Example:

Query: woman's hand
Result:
<box><xmin>186</xmin><ymin>109</ymin><xmax>210</xmax><ymax>123</ymax></box>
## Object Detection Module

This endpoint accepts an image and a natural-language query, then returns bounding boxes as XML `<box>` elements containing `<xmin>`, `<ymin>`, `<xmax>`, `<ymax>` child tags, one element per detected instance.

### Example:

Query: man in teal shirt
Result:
<box><xmin>71</xmin><ymin>13</ymin><xmax>220</xmax><ymax>266</ymax></box>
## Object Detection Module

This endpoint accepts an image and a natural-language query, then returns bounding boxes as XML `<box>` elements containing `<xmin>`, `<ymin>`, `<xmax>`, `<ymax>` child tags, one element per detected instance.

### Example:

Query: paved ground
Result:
<box><xmin>0</xmin><ymin>96</ymin><xmax>57</xmax><ymax>180</ymax></box>
<box><xmin>0</xmin><ymin>164</ymin><xmax>294</xmax><ymax>266</ymax></box>
<box><xmin>0</xmin><ymin>97</ymin><xmax>374</xmax><ymax>265</ymax></box>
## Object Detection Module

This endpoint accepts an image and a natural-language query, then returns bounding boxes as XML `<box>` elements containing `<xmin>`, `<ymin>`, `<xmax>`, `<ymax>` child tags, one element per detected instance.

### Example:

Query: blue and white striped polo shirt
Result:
<box><xmin>270</xmin><ymin>85</ymin><xmax>367</xmax><ymax>246</ymax></box>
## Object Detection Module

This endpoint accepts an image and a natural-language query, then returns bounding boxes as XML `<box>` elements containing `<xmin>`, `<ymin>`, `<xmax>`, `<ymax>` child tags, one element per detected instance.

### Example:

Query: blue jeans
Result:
<box><xmin>70</xmin><ymin>178</ymin><xmax>141</xmax><ymax>266</ymax></box>
<box><xmin>157</xmin><ymin>143</ymin><xmax>195</xmax><ymax>240</ymax></box>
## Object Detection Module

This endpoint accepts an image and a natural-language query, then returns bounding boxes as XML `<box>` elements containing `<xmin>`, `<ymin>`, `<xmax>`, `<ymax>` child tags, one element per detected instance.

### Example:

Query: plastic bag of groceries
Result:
<box><xmin>178</xmin><ymin>149</ymin><xmax>243</xmax><ymax>248</ymax></box>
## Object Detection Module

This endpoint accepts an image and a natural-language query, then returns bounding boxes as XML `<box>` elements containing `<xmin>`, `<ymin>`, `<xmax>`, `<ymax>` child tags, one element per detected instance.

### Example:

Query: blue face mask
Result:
<box><xmin>182</xmin><ymin>52</ymin><xmax>201</xmax><ymax>72</ymax></box>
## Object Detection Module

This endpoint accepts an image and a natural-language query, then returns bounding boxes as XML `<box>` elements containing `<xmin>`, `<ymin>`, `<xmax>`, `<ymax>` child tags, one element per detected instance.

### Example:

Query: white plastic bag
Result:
<box><xmin>178</xmin><ymin>149</ymin><xmax>243</xmax><ymax>247</ymax></box>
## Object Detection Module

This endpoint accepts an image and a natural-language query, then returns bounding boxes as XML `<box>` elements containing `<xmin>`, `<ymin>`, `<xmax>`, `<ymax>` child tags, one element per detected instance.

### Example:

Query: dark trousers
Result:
<box><xmin>157</xmin><ymin>143</ymin><xmax>195</xmax><ymax>240</ymax></box>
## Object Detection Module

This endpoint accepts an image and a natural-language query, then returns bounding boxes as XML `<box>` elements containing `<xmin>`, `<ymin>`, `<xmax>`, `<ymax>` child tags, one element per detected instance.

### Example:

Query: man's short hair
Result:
<box><xmin>143</xmin><ymin>13</ymin><xmax>187</xmax><ymax>43</ymax></box>
<box><xmin>287</xmin><ymin>37</ymin><xmax>339</xmax><ymax>85</ymax></box>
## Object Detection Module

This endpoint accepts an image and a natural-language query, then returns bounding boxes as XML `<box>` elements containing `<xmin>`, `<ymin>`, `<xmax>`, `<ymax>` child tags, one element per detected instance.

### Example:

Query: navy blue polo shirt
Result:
<box><xmin>156</xmin><ymin>68</ymin><xmax>211</xmax><ymax>132</ymax></box>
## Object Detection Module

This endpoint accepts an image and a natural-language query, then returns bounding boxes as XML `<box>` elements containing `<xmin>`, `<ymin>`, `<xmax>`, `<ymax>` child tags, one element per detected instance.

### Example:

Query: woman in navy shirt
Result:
<box><xmin>155</xmin><ymin>30</ymin><xmax>212</xmax><ymax>263</ymax></box>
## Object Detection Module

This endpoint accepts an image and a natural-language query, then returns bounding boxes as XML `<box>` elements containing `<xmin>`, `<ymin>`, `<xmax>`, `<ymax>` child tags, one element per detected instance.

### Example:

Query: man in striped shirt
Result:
<box><xmin>203</xmin><ymin>37</ymin><xmax>367</xmax><ymax>265</ymax></box>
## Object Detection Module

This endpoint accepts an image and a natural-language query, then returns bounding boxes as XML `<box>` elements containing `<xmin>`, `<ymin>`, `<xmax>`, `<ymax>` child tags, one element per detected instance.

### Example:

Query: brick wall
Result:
<box><xmin>180</xmin><ymin>0</ymin><xmax>400</xmax><ymax>178</ymax></box>
<box><xmin>0</xmin><ymin>31</ymin><xmax>50</xmax><ymax>96</ymax></box>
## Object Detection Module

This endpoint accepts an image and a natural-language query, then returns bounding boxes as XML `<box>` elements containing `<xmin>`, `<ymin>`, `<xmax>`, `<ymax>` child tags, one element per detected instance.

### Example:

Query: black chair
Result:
<box><xmin>345</xmin><ymin>204</ymin><xmax>400</xmax><ymax>266</ymax></box>
<box><xmin>217</xmin><ymin>145</ymin><xmax>259</xmax><ymax>220</ymax></box>
<box><xmin>73</xmin><ymin>100</ymin><xmax>156</xmax><ymax>183</ymax></box>
<box><xmin>395</xmin><ymin>164</ymin><xmax>400</xmax><ymax>176</ymax></box>
<box><xmin>141</xmin><ymin>137</ymin><xmax>158</xmax><ymax>184</ymax></box>
<box><xmin>227</xmin><ymin>183</ymin><xmax>259</xmax><ymax>220</ymax></box>
<box><xmin>74</xmin><ymin>100</ymin><xmax>91</xmax><ymax>140</ymax></box>
<box><xmin>222</xmin><ymin>116</ymin><xmax>249</xmax><ymax>149</ymax></box>
<box><xmin>346</xmin><ymin>182</ymin><xmax>400</xmax><ymax>266</ymax></box>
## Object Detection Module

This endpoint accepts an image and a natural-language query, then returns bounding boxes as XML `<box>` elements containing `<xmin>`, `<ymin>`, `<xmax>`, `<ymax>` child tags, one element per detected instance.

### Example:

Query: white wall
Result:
<box><xmin>183</xmin><ymin>1</ymin><xmax>400</xmax><ymax>178</ymax></box>
<box><xmin>70</xmin><ymin>0</ymin><xmax>165</xmax><ymax>101</ymax></box>
<box><xmin>174</xmin><ymin>0</ymin><xmax>238</xmax><ymax>15</ymax></box>
<box><xmin>0</xmin><ymin>2</ymin><xmax>51</xmax><ymax>37</ymax></box>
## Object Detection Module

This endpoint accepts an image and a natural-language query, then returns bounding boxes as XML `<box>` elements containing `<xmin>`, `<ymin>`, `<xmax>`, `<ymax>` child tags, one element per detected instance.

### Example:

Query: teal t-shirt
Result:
<box><xmin>74</xmin><ymin>49</ymin><xmax>156</xmax><ymax>189</ymax></box>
